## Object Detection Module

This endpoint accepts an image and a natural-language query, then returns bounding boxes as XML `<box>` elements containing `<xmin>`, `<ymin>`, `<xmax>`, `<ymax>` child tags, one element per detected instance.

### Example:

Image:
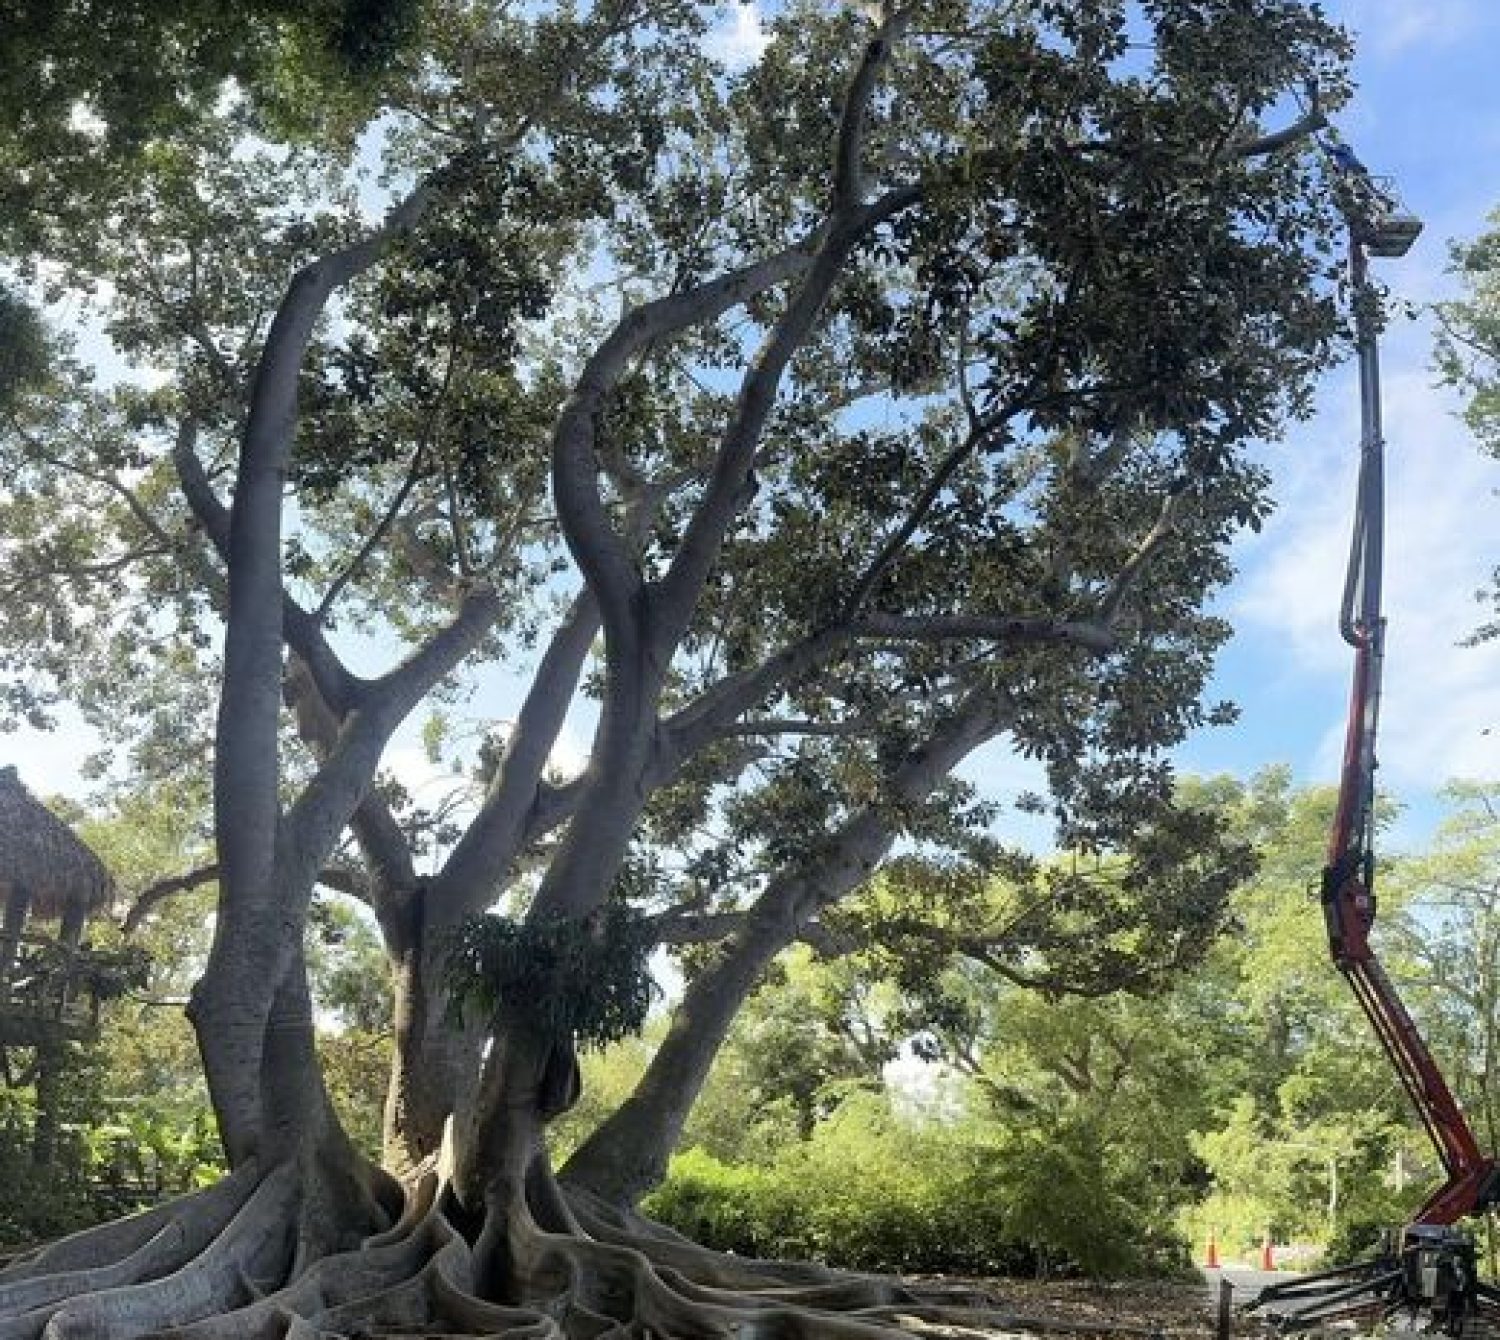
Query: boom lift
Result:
<box><xmin>1248</xmin><ymin>145</ymin><xmax>1500</xmax><ymax>1334</ymax></box>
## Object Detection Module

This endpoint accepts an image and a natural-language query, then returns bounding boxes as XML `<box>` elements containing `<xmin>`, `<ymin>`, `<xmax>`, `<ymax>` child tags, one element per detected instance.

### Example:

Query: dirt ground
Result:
<box><xmin>943</xmin><ymin>1277</ymin><xmax>1242</xmax><ymax>1340</ymax></box>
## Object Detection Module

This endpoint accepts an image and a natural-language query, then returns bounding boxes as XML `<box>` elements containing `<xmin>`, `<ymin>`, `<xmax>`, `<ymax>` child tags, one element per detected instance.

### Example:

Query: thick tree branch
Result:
<box><xmin>652</xmin><ymin>20</ymin><xmax>924</xmax><ymax>651</ymax></box>
<box><xmin>833</xmin><ymin>9</ymin><xmax>911</xmax><ymax>210</ymax></box>
<box><xmin>524</xmin><ymin>773</ymin><xmax>590</xmax><ymax>841</ymax></box>
<box><xmin>122</xmin><ymin>860</ymin><xmax>371</xmax><ymax>934</ymax></box>
<box><xmin>173</xmin><ymin>429</ymin><xmax>361</xmax><ymax>713</ymax></box>
<box><xmin>281</xmin><ymin>654</ymin><xmax>419</xmax><ymax>916</ymax></box>
<box><xmin>532</xmin><ymin>25</ymin><xmax>935</xmax><ymax>924</ymax></box>
<box><xmin>279</xmin><ymin>583</ymin><xmax>502</xmax><ymax>895</ymax></box>
<box><xmin>1231</xmin><ymin>106</ymin><xmax>1328</xmax><ymax>160</ymax></box>
<box><xmin>429</xmin><ymin>590</ymin><xmax>602</xmax><ymax>926</ymax></box>
<box><xmin>659</xmin><ymin>627</ymin><xmax>851</xmax><ymax>764</ymax></box>
<box><xmin>649</xmin><ymin>906</ymin><xmax>748</xmax><ymax>947</ymax></box>
<box><xmin>123</xmin><ymin>864</ymin><xmax>221</xmax><ymax>935</ymax></box>
<box><xmin>314</xmin><ymin>865</ymin><xmax>376</xmax><ymax>903</ymax></box>
<box><xmin>559</xmin><ymin>689</ymin><xmax>1017</xmax><ymax>1200</ymax></box>
<box><xmin>720</xmin><ymin>717</ymin><xmax>882</xmax><ymax>739</ymax></box>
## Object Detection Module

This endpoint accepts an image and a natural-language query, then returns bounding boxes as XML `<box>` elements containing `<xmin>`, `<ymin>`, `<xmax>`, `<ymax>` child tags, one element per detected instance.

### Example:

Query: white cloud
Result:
<box><xmin>706</xmin><ymin>2</ymin><xmax>771</xmax><ymax>68</ymax></box>
<box><xmin>1233</xmin><ymin>339</ymin><xmax>1500</xmax><ymax>790</ymax></box>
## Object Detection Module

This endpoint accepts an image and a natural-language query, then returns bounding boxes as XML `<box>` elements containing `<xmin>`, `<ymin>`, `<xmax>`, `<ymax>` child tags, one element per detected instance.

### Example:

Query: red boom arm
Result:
<box><xmin>1321</xmin><ymin>239</ymin><xmax>1497</xmax><ymax>1227</ymax></box>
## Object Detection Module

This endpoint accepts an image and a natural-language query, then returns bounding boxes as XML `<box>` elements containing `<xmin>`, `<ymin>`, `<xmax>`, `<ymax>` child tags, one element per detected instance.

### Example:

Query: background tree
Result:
<box><xmin>1437</xmin><ymin>213</ymin><xmax>1500</xmax><ymax>642</ymax></box>
<box><xmin>1185</xmin><ymin>771</ymin><xmax>1415</xmax><ymax>1259</ymax></box>
<box><xmin>0</xmin><ymin>2</ymin><xmax>1357</xmax><ymax>1335</ymax></box>
<box><xmin>1383</xmin><ymin>787</ymin><xmax>1500</xmax><ymax>1188</ymax></box>
<box><xmin>1438</xmin><ymin>214</ymin><xmax>1500</xmax><ymax>459</ymax></box>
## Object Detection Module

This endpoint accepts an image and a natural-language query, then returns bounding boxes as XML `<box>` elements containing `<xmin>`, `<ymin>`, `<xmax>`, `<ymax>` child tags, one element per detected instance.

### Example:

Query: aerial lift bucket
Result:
<box><xmin>1349</xmin><ymin>175</ymin><xmax>1423</xmax><ymax>257</ymax></box>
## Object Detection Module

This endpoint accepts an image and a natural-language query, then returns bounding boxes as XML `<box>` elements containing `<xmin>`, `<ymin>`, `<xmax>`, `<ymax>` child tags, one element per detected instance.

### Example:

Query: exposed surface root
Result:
<box><xmin>0</xmin><ymin>1171</ymin><xmax>1097</xmax><ymax>1340</ymax></box>
<box><xmin>4</xmin><ymin>1163</ymin><xmax>298</xmax><ymax>1340</ymax></box>
<box><xmin>0</xmin><ymin>1169</ymin><xmax>257</xmax><ymax>1285</ymax></box>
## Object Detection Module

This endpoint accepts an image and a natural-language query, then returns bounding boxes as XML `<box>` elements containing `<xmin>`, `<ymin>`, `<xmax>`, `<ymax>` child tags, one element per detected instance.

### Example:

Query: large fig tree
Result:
<box><xmin>0</xmin><ymin>0</ymin><xmax>1353</xmax><ymax>1334</ymax></box>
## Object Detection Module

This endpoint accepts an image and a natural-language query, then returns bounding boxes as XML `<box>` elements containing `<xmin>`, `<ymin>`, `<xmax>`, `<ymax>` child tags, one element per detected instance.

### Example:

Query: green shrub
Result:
<box><xmin>645</xmin><ymin>1093</ymin><xmax>1184</xmax><ymax>1278</ymax></box>
<box><xmin>645</xmin><ymin>1147</ymin><xmax>806</xmax><ymax>1261</ymax></box>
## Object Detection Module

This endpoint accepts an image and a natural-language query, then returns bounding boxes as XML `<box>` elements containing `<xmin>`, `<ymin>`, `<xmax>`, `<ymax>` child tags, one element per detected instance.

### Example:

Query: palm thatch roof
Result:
<box><xmin>0</xmin><ymin>766</ymin><xmax>114</xmax><ymax>921</ymax></box>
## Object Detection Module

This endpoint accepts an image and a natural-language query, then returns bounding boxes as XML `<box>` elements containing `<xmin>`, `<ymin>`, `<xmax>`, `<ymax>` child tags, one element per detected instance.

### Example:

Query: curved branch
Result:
<box><xmin>123</xmin><ymin>865</ymin><xmax>221</xmax><ymax>935</ymax></box>
<box><xmin>1232</xmin><ymin>106</ymin><xmax>1328</xmax><ymax>160</ymax></box>
<box><xmin>10</xmin><ymin>420</ymin><xmax>187</xmax><ymax>561</ymax></box>
<box><xmin>122</xmin><ymin>861</ymin><xmax>370</xmax><ymax>934</ymax></box>
<box><xmin>1094</xmin><ymin>485</ymin><xmax>1186</xmax><ymax>625</ymax></box>
<box><xmin>278</xmin><ymin>585</ymin><xmax>502</xmax><ymax>895</ymax></box>
<box><xmin>551</xmin><ymin>246</ymin><xmax>814</xmax><ymax>640</ymax></box>
<box><xmin>657</xmin><ymin>627</ymin><xmax>850</xmax><ymax>765</ymax></box>
<box><xmin>837</xmin><ymin>411</ymin><xmax>1012</xmax><ymax>622</ymax></box>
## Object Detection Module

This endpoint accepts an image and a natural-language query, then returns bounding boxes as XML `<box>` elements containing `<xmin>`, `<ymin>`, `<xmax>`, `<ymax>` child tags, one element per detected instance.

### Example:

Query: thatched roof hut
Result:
<box><xmin>0</xmin><ymin>766</ymin><xmax>114</xmax><ymax>922</ymax></box>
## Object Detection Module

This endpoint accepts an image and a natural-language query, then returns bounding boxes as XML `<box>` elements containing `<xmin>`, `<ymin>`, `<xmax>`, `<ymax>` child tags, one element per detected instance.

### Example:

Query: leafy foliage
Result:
<box><xmin>627</xmin><ymin>771</ymin><xmax>1500</xmax><ymax>1277</ymax></box>
<box><xmin>444</xmin><ymin>903</ymin><xmax>659</xmax><ymax>1048</ymax></box>
<box><xmin>1438</xmin><ymin>215</ymin><xmax>1500</xmax><ymax>459</ymax></box>
<box><xmin>1437</xmin><ymin>213</ymin><xmax>1500</xmax><ymax>640</ymax></box>
<box><xmin>0</xmin><ymin>287</ymin><xmax>51</xmax><ymax>415</ymax></box>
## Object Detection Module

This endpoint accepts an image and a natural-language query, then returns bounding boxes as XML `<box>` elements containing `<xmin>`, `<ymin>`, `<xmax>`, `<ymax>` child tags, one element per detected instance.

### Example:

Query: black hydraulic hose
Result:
<box><xmin>1333</xmin><ymin>240</ymin><xmax>1387</xmax><ymax>871</ymax></box>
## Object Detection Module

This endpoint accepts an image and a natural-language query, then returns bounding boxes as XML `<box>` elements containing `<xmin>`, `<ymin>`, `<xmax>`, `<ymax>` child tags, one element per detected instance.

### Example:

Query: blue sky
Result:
<box><xmin>9</xmin><ymin>1</ymin><xmax>1500</xmax><ymax>858</ymax></box>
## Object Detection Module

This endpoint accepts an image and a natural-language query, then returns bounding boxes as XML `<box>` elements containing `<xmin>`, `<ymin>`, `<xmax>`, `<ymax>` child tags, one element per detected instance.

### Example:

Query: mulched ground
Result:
<box><xmin>1001</xmin><ymin>1279</ymin><xmax>1210</xmax><ymax>1330</ymax></box>
<box><xmin>918</xmin><ymin>1277</ymin><xmax>1243</xmax><ymax>1340</ymax></box>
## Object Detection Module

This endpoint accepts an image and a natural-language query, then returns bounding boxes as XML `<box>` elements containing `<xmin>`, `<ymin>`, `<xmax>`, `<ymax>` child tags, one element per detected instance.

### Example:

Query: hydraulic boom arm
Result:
<box><xmin>1320</xmin><ymin>231</ymin><xmax>1498</xmax><ymax>1229</ymax></box>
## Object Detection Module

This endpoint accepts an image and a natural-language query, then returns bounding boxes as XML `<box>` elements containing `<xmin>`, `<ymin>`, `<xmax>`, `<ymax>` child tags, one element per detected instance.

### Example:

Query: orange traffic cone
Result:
<box><xmin>1261</xmin><ymin>1232</ymin><xmax>1275</xmax><ymax>1272</ymax></box>
<box><xmin>1206</xmin><ymin>1230</ymin><xmax>1220</xmax><ymax>1269</ymax></box>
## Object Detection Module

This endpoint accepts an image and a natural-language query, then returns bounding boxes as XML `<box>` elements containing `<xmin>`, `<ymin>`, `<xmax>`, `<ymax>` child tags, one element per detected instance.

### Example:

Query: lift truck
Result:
<box><xmin>1247</xmin><ymin>148</ymin><xmax>1499</xmax><ymax>1334</ymax></box>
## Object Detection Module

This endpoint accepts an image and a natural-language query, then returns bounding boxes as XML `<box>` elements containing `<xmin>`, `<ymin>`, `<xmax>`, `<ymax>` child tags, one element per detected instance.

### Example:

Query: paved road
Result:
<box><xmin>1201</xmin><ymin>1266</ymin><xmax>1297</xmax><ymax>1304</ymax></box>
